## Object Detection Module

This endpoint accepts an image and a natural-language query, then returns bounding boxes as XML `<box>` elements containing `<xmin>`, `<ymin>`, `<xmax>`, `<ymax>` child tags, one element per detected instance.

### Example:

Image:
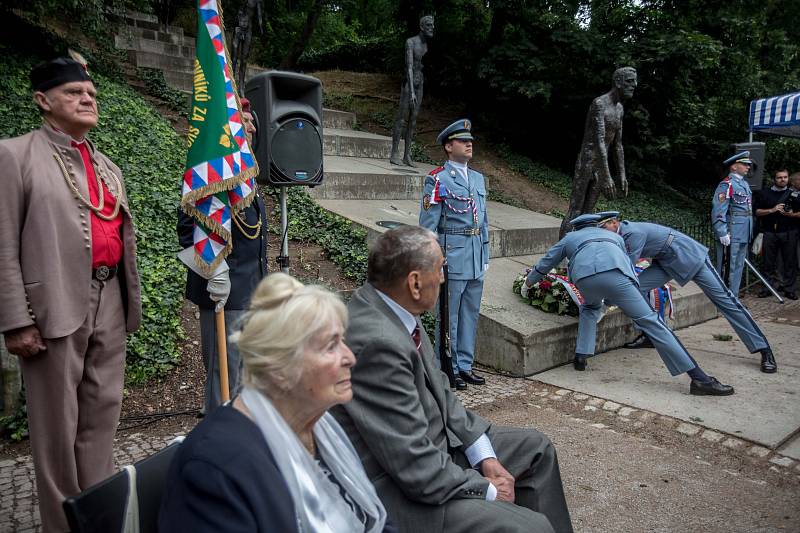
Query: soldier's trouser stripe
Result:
<box><xmin>698</xmin><ymin>257</ymin><xmax>769</xmax><ymax>353</ymax></box>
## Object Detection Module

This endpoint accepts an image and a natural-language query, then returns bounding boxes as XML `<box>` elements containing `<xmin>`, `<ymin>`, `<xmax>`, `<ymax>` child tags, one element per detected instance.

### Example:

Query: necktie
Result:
<box><xmin>411</xmin><ymin>325</ymin><xmax>422</xmax><ymax>354</ymax></box>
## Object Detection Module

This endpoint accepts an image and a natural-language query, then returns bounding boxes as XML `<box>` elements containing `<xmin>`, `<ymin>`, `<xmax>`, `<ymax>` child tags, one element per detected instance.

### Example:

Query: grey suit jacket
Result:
<box><xmin>332</xmin><ymin>283</ymin><xmax>491</xmax><ymax>532</ymax></box>
<box><xmin>618</xmin><ymin>221</ymin><xmax>708</xmax><ymax>286</ymax></box>
<box><xmin>0</xmin><ymin>124</ymin><xmax>141</xmax><ymax>338</ymax></box>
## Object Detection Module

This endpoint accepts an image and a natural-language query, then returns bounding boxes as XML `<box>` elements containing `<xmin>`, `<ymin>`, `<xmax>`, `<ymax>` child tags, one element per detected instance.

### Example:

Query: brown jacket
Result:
<box><xmin>0</xmin><ymin>124</ymin><xmax>141</xmax><ymax>338</ymax></box>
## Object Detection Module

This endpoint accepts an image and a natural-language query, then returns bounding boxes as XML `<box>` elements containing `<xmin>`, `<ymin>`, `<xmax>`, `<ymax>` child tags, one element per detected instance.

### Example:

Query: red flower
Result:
<box><xmin>539</xmin><ymin>280</ymin><xmax>552</xmax><ymax>291</ymax></box>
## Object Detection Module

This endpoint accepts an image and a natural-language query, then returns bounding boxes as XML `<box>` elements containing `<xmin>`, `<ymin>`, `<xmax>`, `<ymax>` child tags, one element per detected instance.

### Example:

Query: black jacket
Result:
<box><xmin>177</xmin><ymin>192</ymin><xmax>268</xmax><ymax>310</ymax></box>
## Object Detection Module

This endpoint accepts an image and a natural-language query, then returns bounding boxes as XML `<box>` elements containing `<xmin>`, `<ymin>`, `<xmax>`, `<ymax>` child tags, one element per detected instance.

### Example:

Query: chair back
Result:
<box><xmin>63</xmin><ymin>441</ymin><xmax>181</xmax><ymax>533</ymax></box>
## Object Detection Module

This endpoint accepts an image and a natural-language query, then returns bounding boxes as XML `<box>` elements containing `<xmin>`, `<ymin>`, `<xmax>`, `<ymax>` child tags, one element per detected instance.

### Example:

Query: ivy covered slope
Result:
<box><xmin>0</xmin><ymin>51</ymin><xmax>184</xmax><ymax>382</ymax></box>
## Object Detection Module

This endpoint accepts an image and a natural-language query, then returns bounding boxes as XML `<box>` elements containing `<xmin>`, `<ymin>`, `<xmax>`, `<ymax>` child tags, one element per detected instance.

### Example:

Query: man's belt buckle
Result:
<box><xmin>468</xmin><ymin>227</ymin><xmax>480</xmax><ymax>236</ymax></box>
<box><xmin>95</xmin><ymin>265</ymin><xmax>111</xmax><ymax>281</ymax></box>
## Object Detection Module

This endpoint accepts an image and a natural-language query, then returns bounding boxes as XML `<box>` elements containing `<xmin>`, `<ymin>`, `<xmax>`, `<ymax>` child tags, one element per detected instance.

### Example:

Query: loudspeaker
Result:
<box><xmin>245</xmin><ymin>71</ymin><xmax>324</xmax><ymax>186</ymax></box>
<box><xmin>730</xmin><ymin>141</ymin><xmax>765</xmax><ymax>190</ymax></box>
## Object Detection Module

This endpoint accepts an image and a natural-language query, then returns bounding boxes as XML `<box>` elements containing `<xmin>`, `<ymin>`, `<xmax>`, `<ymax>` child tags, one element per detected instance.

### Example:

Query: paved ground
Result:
<box><xmin>2</xmin><ymin>296</ymin><xmax>798</xmax><ymax>532</ymax></box>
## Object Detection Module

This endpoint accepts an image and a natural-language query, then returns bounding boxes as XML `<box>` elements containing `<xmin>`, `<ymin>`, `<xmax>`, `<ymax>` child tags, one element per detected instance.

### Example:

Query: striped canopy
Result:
<box><xmin>748</xmin><ymin>91</ymin><xmax>800</xmax><ymax>137</ymax></box>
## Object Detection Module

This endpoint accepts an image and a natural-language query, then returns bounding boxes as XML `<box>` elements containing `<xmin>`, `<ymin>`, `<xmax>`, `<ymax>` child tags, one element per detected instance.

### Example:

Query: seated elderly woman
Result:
<box><xmin>159</xmin><ymin>273</ymin><xmax>392</xmax><ymax>532</ymax></box>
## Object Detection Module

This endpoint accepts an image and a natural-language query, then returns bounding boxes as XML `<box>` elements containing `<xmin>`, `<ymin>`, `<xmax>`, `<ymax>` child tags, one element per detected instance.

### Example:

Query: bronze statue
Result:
<box><xmin>230</xmin><ymin>0</ymin><xmax>263</xmax><ymax>91</ymax></box>
<box><xmin>389</xmin><ymin>15</ymin><xmax>434</xmax><ymax>167</ymax></box>
<box><xmin>559</xmin><ymin>67</ymin><xmax>637</xmax><ymax>237</ymax></box>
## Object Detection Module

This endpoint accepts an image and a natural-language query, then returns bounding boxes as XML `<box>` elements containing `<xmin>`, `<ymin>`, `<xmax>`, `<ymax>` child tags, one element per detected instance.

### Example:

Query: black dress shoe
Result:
<box><xmin>690</xmin><ymin>377</ymin><xmax>735</xmax><ymax>396</ymax></box>
<box><xmin>757</xmin><ymin>288</ymin><xmax>771</xmax><ymax>298</ymax></box>
<box><xmin>459</xmin><ymin>371</ymin><xmax>485</xmax><ymax>385</ymax></box>
<box><xmin>783</xmin><ymin>291</ymin><xmax>798</xmax><ymax>300</ymax></box>
<box><xmin>454</xmin><ymin>377</ymin><xmax>468</xmax><ymax>390</ymax></box>
<box><xmin>573</xmin><ymin>354</ymin><xmax>587</xmax><ymax>371</ymax></box>
<box><xmin>623</xmin><ymin>334</ymin><xmax>654</xmax><ymax>349</ymax></box>
<box><xmin>760</xmin><ymin>348</ymin><xmax>777</xmax><ymax>373</ymax></box>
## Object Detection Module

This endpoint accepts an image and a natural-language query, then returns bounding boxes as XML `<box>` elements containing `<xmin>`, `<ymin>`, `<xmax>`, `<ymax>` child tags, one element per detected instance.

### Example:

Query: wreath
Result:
<box><xmin>512</xmin><ymin>268</ymin><xmax>580</xmax><ymax>316</ymax></box>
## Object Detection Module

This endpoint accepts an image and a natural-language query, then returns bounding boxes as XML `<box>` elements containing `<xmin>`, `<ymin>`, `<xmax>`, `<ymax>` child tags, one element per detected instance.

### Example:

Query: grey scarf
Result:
<box><xmin>241</xmin><ymin>387</ymin><xmax>387</xmax><ymax>533</ymax></box>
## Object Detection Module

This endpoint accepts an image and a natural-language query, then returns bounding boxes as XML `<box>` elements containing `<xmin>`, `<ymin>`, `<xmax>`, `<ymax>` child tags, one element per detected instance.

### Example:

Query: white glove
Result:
<box><xmin>520</xmin><ymin>281</ymin><xmax>532</xmax><ymax>299</ymax></box>
<box><xmin>720</xmin><ymin>234</ymin><xmax>731</xmax><ymax>246</ymax></box>
<box><xmin>207</xmin><ymin>270</ymin><xmax>231</xmax><ymax>312</ymax></box>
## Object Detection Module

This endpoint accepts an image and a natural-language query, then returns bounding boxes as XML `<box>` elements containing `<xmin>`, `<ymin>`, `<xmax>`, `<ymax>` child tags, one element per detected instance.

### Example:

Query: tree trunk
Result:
<box><xmin>280</xmin><ymin>0</ymin><xmax>324</xmax><ymax>70</ymax></box>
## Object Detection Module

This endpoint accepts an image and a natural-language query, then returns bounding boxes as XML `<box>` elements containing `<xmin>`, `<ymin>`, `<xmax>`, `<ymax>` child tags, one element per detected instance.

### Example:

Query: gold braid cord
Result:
<box><xmin>53</xmin><ymin>152</ymin><xmax>122</xmax><ymax>221</ymax></box>
<box><xmin>232</xmin><ymin>208</ymin><xmax>261</xmax><ymax>239</ymax></box>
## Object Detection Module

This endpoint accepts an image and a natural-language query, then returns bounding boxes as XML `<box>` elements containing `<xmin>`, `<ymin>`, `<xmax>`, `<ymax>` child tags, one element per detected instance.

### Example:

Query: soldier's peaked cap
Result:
<box><xmin>596</xmin><ymin>211</ymin><xmax>620</xmax><ymax>225</ymax></box>
<box><xmin>569</xmin><ymin>213</ymin><xmax>602</xmax><ymax>229</ymax></box>
<box><xmin>437</xmin><ymin>119</ymin><xmax>474</xmax><ymax>145</ymax></box>
<box><xmin>723</xmin><ymin>151</ymin><xmax>753</xmax><ymax>166</ymax></box>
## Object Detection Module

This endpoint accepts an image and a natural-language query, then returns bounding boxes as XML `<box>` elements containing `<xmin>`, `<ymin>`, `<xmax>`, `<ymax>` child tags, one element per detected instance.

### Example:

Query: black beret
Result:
<box><xmin>30</xmin><ymin>57</ymin><xmax>92</xmax><ymax>92</ymax></box>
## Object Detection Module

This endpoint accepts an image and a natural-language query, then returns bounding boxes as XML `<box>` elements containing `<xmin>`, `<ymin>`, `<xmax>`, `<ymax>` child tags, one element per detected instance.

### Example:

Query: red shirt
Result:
<box><xmin>72</xmin><ymin>141</ymin><xmax>124</xmax><ymax>268</ymax></box>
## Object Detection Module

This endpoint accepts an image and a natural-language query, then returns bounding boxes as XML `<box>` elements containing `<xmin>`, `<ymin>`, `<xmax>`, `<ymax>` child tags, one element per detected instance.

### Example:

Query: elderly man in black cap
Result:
<box><xmin>0</xmin><ymin>57</ymin><xmax>141</xmax><ymax>532</ymax></box>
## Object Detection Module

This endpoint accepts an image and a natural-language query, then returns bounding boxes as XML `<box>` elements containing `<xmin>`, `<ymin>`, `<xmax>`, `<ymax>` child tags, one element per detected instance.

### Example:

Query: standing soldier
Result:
<box><xmin>0</xmin><ymin>57</ymin><xmax>141</xmax><ymax>532</ymax></box>
<box><xmin>419</xmin><ymin>119</ymin><xmax>488</xmax><ymax>389</ymax></box>
<box><xmin>713</xmin><ymin>151</ymin><xmax>754</xmax><ymax>295</ymax></box>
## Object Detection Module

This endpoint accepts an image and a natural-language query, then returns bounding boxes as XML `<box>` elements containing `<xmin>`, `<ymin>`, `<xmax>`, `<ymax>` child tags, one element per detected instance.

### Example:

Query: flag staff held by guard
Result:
<box><xmin>178</xmin><ymin>0</ymin><xmax>260</xmax><ymax>403</ymax></box>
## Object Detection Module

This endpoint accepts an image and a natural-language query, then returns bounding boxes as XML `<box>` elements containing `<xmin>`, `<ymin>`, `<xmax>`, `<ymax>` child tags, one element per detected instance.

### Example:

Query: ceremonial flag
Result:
<box><xmin>181</xmin><ymin>0</ymin><xmax>259</xmax><ymax>275</ymax></box>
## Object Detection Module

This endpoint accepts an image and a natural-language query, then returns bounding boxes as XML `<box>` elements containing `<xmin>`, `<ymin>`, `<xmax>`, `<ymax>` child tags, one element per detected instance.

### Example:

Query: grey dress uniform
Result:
<box><xmin>617</xmin><ymin>220</ymin><xmax>770</xmax><ymax>355</ymax></box>
<box><xmin>419</xmin><ymin>161</ymin><xmax>489</xmax><ymax>375</ymax></box>
<box><xmin>525</xmin><ymin>225</ymin><xmax>695</xmax><ymax>376</ymax></box>
<box><xmin>712</xmin><ymin>172</ymin><xmax>753</xmax><ymax>294</ymax></box>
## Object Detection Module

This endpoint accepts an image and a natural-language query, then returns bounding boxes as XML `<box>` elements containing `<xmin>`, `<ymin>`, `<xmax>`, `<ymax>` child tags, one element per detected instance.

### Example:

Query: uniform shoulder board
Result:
<box><xmin>428</xmin><ymin>166</ymin><xmax>445</xmax><ymax>177</ymax></box>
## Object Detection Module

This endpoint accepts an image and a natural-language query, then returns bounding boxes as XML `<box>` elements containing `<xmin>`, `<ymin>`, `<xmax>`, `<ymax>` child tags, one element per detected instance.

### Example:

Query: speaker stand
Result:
<box><xmin>277</xmin><ymin>186</ymin><xmax>290</xmax><ymax>274</ymax></box>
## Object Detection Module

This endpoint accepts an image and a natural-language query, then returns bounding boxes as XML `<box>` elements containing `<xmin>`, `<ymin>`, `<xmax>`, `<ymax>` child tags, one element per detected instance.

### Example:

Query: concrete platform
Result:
<box><xmin>323</xmin><ymin>109</ymin><xmax>356</xmax><ymax>130</ymax></box>
<box><xmin>475</xmin><ymin>255</ymin><xmax>719</xmax><ymax>375</ymax></box>
<box><xmin>534</xmin><ymin>317</ymin><xmax>800</xmax><ymax>449</ymax></box>
<box><xmin>315</xmin><ymin>199</ymin><xmax>562</xmax><ymax>258</ymax></box>
<box><xmin>311</xmin><ymin>157</ymin><xmax>433</xmax><ymax>200</ymax></box>
<box><xmin>323</xmin><ymin>128</ymin><xmax>400</xmax><ymax>159</ymax></box>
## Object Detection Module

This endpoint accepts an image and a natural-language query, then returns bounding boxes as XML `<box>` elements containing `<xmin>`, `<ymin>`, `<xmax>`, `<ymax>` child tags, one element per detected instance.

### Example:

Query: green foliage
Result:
<box><xmin>0</xmin><ymin>52</ymin><xmax>185</xmax><ymax>385</ymax></box>
<box><xmin>0</xmin><ymin>390</ymin><xmax>28</xmax><ymax>442</ymax></box>
<box><xmin>137</xmin><ymin>68</ymin><xmax>190</xmax><ymax>117</ymax></box>
<box><xmin>323</xmin><ymin>91</ymin><xmax>356</xmax><ymax>113</ymax></box>
<box><xmin>271</xmin><ymin>187</ymin><xmax>369</xmax><ymax>283</ymax></box>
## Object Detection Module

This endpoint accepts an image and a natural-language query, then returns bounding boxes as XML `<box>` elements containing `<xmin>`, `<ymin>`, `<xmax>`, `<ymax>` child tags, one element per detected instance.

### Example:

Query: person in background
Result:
<box><xmin>176</xmin><ymin>97</ymin><xmax>268</xmax><ymax>415</ymax></box>
<box><xmin>753</xmin><ymin>169</ymin><xmax>798</xmax><ymax>300</ymax></box>
<box><xmin>160</xmin><ymin>273</ymin><xmax>393</xmax><ymax>533</ymax></box>
<box><xmin>0</xmin><ymin>56</ymin><xmax>142</xmax><ymax>532</ymax></box>
<box><xmin>520</xmin><ymin>213</ymin><xmax>734</xmax><ymax>396</ymax></box>
<box><xmin>712</xmin><ymin>151</ymin><xmax>754</xmax><ymax>295</ymax></box>
<box><xmin>333</xmin><ymin>225</ymin><xmax>573</xmax><ymax>533</ymax></box>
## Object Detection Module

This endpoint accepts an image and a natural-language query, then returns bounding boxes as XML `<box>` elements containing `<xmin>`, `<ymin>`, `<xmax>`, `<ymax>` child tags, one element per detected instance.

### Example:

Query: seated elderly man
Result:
<box><xmin>332</xmin><ymin>225</ymin><xmax>573</xmax><ymax>533</ymax></box>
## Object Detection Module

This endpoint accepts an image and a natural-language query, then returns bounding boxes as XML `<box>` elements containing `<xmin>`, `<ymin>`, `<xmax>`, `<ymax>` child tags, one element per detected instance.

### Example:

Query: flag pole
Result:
<box><xmin>215</xmin><ymin>310</ymin><xmax>230</xmax><ymax>402</ymax></box>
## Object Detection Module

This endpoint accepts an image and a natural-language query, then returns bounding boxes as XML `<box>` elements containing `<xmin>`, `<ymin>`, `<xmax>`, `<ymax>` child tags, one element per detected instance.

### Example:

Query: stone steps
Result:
<box><xmin>115</xmin><ymin>33</ymin><xmax>195</xmax><ymax>60</ymax></box>
<box><xmin>114</xmin><ymin>11</ymin><xmax>196</xmax><ymax>93</ymax></box>
<box><xmin>323</xmin><ymin>109</ymin><xmax>356</xmax><ymax>130</ymax></box>
<box><xmin>313</xmin><ymin>156</ymin><xmax>431</xmax><ymax>200</ymax></box>
<box><xmin>129</xmin><ymin>50</ymin><xmax>194</xmax><ymax>74</ymax></box>
<box><xmin>323</xmin><ymin>128</ymin><xmax>401</xmax><ymax>159</ymax></box>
